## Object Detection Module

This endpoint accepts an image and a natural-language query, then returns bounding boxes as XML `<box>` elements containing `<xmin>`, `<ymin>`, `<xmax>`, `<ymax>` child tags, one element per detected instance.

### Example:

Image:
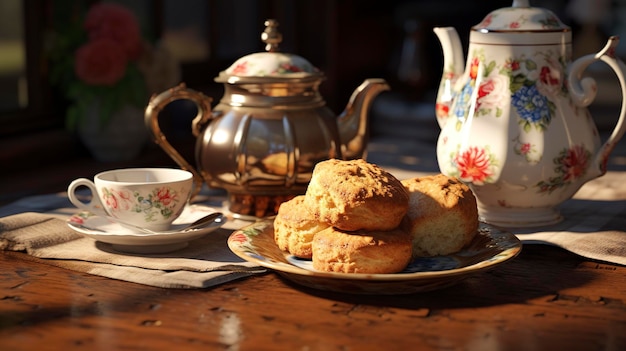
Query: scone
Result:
<box><xmin>304</xmin><ymin>159</ymin><xmax>409</xmax><ymax>231</ymax></box>
<box><xmin>311</xmin><ymin>227</ymin><xmax>412</xmax><ymax>274</ymax></box>
<box><xmin>401</xmin><ymin>174</ymin><xmax>478</xmax><ymax>257</ymax></box>
<box><xmin>273</xmin><ymin>195</ymin><xmax>330</xmax><ymax>259</ymax></box>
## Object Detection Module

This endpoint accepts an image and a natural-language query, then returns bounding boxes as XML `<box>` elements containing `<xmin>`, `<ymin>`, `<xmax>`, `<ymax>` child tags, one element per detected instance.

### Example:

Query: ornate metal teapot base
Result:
<box><xmin>477</xmin><ymin>204</ymin><xmax>563</xmax><ymax>228</ymax></box>
<box><xmin>228</xmin><ymin>193</ymin><xmax>297</xmax><ymax>218</ymax></box>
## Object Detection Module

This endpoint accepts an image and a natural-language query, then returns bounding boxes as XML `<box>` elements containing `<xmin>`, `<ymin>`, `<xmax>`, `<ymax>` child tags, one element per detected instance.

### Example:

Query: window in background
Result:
<box><xmin>0</xmin><ymin>0</ymin><xmax>26</xmax><ymax>112</ymax></box>
<box><xmin>161</xmin><ymin>0</ymin><xmax>210</xmax><ymax>63</ymax></box>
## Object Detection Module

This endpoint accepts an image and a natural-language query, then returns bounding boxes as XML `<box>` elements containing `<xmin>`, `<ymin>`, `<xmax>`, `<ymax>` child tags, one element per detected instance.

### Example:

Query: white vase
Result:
<box><xmin>78</xmin><ymin>103</ymin><xmax>148</xmax><ymax>162</ymax></box>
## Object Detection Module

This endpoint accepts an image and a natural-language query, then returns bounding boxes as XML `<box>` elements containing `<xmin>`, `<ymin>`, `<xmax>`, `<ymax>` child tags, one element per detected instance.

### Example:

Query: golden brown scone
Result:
<box><xmin>304</xmin><ymin>159</ymin><xmax>409</xmax><ymax>231</ymax></box>
<box><xmin>401</xmin><ymin>174</ymin><xmax>478</xmax><ymax>257</ymax></box>
<box><xmin>312</xmin><ymin>227</ymin><xmax>412</xmax><ymax>274</ymax></box>
<box><xmin>273</xmin><ymin>196</ymin><xmax>330</xmax><ymax>259</ymax></box>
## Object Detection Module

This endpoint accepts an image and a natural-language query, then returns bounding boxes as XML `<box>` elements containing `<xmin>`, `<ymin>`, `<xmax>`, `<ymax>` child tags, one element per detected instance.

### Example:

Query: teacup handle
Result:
<box><xmin>568</xmin><ymin>36</ymin><xmax>626</xmax><ymax>179</ymax></box>
<box><xmin>67</xmin><ymin>178</ymin><xmax>108</xmax><ymax>217</ymax></box>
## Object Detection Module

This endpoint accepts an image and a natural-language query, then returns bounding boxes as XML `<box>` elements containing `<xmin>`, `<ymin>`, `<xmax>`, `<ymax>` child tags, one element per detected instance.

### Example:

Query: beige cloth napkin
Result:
<box><xmin>0</xmin><ymin>211</ymin><xmax>266</xmax><ymax>289</ymax></box>
<box><xmin>512</xmin><ymin>198</ymin><xmax>626</xmax><ymax>265</ymax></box>
<box><xmin>507</xmin><ymin>170</ymin><xmax>626</xmax><ymax>266</ymax></box>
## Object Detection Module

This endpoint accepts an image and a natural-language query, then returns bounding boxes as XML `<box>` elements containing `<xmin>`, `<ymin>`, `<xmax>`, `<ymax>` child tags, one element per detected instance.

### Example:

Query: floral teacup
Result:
<box><xmin>67</xmin><ymin>168</ymin><xmax>193</xmax><ymax>232</ymax></box>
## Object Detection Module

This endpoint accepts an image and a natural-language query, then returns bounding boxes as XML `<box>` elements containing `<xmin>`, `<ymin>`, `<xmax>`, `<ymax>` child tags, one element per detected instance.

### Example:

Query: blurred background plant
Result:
<box><xmin>45</xmin><ymin>1</ymin><xmax>180</xmax><ymax>131</ymax></box>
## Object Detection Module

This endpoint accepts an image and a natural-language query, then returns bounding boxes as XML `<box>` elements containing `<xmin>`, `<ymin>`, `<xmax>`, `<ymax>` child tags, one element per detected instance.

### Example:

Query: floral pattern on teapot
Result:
<box><xmin>225</xmin><ymin>52</ymin><xmax>318</xmax><ymax>77</ymax></box>
<box><xmin>439</xmin><ymin>47</ymin><xmax>594</xmax><ymax>194</ymax></box>
<box><xmin>433</xmin><ymin>1</ymin><xmax>626</xmax><ymax>227</ymax></box>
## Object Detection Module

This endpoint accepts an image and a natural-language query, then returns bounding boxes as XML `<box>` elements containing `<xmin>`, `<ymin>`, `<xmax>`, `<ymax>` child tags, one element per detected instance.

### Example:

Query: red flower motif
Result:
<box><xmin>104</xmin><ymin>192</ymin><xmax>119</xmax><ymax>210</ymax></box>
<box><xmin>455</xmin><ymin>146</ymin><xmax>493</xmax><ymax>184</ymax></box>
<box><xmin>156</xmin><ymin>187</ymin><xmax>177</xmax><ymax>206</ymax></box>
<box><xmin>436</xmin><ymin>102</ymin><xmax>450</xmax><ymax>117</ymax></box>
<box><xmin>68</xmin><ymin>215</ymin><xmax>84</xmax><ymax>224</ymax></box>
<box><xmin>560</xmin><ymin>145</ymin><xmax>589</xmax><ymax>181</ymax></box>
<box><xmin>231</xmin><ymin>62</ymin><xmax>248</xmax><ymax>75</ymax></box>
<box><xmin>539</xmin><ymin>66</ymin><xmax>560</xmax><ymax>86</ymax></box>
<box><xmin>475</xmin><ymin>79</ymin><xmax>495</xmax><ymax>111</ymax></box>
<box><xmin>520</xmin><ymin>143</ymin><xmax>531</xmax><ymax>155</ymax></box>
<box><xmin>509</xmin><ymin>22</ymin><xmax>520</xmax><ymax>29</ymax></box>
<box><xmin>505</xmin><ymin>59</ymin><xmax>520</xmax><ymax>71</ymax></box>
<box><xmin>230</xmin><ymin>232</ymin><xmax>248</xmax><ymax>244</ymax></box>
<box><xmin>478</xmin><ymin>14</ymin><xmax>493</xmax><ymax>28</ymax></box>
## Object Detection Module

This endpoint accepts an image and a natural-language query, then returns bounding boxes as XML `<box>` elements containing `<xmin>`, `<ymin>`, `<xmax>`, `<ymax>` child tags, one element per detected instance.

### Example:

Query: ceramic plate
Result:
<box><xmin>67</xmin><ymin>204</ymin><xmax>225</xmax><ymax>254</ymax></box>
<box><xmin>228</xmin><ymin>220</ymin><xmax>522</xmax><ymax>294</ymax></box>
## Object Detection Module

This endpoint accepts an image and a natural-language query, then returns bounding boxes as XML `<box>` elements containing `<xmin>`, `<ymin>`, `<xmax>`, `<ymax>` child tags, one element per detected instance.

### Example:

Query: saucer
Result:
<box><xmin>228</xmin><ymin>220</ymin><xmax>522</xmax><ymax>294</ymax></box>
<box><xmin>67</xmin><ymin>204</ymin><xmax>226</xmax><ymax>254</ymax></box>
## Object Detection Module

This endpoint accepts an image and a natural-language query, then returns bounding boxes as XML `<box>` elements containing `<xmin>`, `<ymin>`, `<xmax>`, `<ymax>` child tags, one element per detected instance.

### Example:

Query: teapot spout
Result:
<box><xmin>338</xmin><ymin>78</ymin><xmax>390</xmax><ymax>160</ymax></box>
<box><xmin>433</xmin><ymin>27</ymin><xmax>465</xmax><ymax>127</ymax></box>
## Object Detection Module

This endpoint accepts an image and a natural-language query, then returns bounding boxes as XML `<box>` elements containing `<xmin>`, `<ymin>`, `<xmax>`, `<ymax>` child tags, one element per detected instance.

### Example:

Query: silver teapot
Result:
<box><xmin>145</xmin><ymin>20</ymin><xmax>389</xmax><ymax>217</ymax></box>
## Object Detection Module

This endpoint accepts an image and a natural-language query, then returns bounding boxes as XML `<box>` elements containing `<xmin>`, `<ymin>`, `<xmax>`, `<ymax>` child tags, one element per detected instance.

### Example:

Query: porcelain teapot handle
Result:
<box><xmin>144</xmin><ymin>83</ymin><xmax>213</xmax><ymax>201</ymax></box>
<box><xmin>568</xmin><ymin>36</ymin><xmax>626</xmax><ymax>178</ymax></box>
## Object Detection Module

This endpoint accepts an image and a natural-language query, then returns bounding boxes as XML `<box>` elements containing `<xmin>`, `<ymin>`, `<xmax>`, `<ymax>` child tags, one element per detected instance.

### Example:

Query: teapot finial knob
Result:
<box><xmin>262</xmin><ymin>19</ymin><xmax>282</xmax><ymax>52</ymax></box>
<box><xmin>512</xmin><ymin>0</ymin><xmax>530</xmax><ymax>7</ymax></box>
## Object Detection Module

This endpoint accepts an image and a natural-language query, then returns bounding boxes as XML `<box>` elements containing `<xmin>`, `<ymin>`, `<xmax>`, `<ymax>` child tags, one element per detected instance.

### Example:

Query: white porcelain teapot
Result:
<box><xmin>433</xmin><ymin>0</ymin><xmax>626</xmax><ymax>227</ymax></box>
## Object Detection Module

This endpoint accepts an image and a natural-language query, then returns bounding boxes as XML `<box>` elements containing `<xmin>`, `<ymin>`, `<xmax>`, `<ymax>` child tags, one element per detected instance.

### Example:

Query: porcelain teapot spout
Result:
<box><xmin>431</xmin><ymin>1</ymin><xmax>626</xmax><ymax>228</ymax></box>
<box><xmin>433</xmin><ymin>27</ymin><xmax>464</xmax><ymax>128</ymax></box>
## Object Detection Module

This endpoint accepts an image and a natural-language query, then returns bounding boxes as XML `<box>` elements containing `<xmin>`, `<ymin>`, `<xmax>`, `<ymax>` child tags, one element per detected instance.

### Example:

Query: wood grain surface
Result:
<box><xmin>1</xmin><ymin>244</ymin><xmax>624</xmax><ymax>351</ymax></box>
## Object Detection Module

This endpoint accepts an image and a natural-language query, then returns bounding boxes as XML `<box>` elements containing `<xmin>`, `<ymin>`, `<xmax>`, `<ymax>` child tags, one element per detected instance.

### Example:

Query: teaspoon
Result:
<box><xmin>115</xmin><ymin>212</ymin><xmax>225</xmax><ymax>234</ymax></box>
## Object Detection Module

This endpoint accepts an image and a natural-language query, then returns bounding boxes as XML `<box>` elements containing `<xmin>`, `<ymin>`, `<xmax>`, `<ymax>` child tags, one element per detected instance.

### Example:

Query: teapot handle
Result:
<box><xmin>568</xmin><ymin>36</ymin><xmax>626</xmax><ymax>177</ymax></box>
<box><xmin>144</xmin><ymin>83</ymin><xmax>213</xmax><ymax>202</ymax></box>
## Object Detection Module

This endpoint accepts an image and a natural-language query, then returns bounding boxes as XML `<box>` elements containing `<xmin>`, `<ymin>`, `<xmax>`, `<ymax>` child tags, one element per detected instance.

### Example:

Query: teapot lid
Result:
<box><xmin>473</xmin><ymin>0</ymin><xmax>569</xmax><ymax>32</ymax></box>
<box><xmin>218</xmin><ymin>19</ymin><xmax>321</xmax><ymax>81</ymax></box>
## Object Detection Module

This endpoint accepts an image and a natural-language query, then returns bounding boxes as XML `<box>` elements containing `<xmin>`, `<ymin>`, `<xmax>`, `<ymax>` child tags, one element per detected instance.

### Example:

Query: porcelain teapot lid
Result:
<box><xmin>473</xmin><ymin>0</ymin><xmax>569</xmax><ymax>32</ymax></box>
<box><xmin>217</xmin><ymin>19</ymin><xmax>321</xmax><ymax>81</ymax></box>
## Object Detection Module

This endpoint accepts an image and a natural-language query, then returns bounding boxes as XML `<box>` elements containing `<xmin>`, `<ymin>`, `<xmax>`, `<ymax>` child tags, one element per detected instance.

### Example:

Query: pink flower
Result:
<box><xmin>479</xmin><ymin>14</ymin><xmax>493</xmax><ymax>28</ymax></box>
<box><xmin>230</xmin><ymin>232</ymin><xmax>248</xmax><ymax>244</ymax></box>
<box><xmin>84</xmin><ymin>3</ymin><xmax>142</xmax><ymax>60</ymax></box>
<box><xmin>74</xmin><ymin>38</ymin><xmax>128</xmax><ymax>86</ymax></box>
<box><xmin>104</xmin><ymin>193</ymin><xmax>119</xmax><ymax>210</ymax></box>
<box><xmin>520</xmin><ymin>143</ymin><xmax>531</xmax><ymax>155</ymax></box>
<box><xmin>156</xmin><ymin>187</ymin><xmax>177</xmax><ymax>206</ymax></box>
<box><xmin>455</xmin><ymin>146</ymin><xmax>493</xmax><ymax>184</ymax></box>
<box><xmin>231</xmin><ymin>62</ymin><xmax>248</xmax><ymax>75</ymax></box>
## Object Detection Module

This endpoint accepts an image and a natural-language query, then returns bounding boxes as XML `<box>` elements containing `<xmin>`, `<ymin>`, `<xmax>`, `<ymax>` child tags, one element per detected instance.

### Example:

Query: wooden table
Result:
<box><xmin>1</xmin><ymin>240</ymin><xmax>625</xmax><ymax>350</ymax></box>
<box><xmin>2</xmin><ymin>163</ymin><xmax>626</xmax><ymax>350</ymax></box>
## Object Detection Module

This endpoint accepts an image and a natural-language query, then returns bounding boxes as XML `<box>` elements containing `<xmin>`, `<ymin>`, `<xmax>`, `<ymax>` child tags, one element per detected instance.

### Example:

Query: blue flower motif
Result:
<box><xmin>512</xmin><ymin>85</ymin><xmax>551</xmax><ymax>124</ymax></box>
<box><xmin>453</xmin><ymin>82</ymin><xmax>474</xmax><ymax>119</ymax></box>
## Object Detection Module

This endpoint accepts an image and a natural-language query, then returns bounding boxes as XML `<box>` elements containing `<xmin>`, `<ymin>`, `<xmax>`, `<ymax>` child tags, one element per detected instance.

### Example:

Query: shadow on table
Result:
<box><xmin>279</xmin><ymin>245</ymin><xmax>595</xmax><ymax>310</ymax></box>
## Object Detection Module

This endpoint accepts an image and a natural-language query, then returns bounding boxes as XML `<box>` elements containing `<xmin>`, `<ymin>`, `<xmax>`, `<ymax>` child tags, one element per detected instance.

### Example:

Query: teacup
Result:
<box><xmin>67</xmin><ymin>168</ymin><xmax>193</xmax><ymax>232</ymax></box>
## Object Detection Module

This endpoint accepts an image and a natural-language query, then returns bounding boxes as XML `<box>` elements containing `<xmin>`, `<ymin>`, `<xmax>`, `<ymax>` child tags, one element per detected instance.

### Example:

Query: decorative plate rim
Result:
<box><xmin>227</xmin><ymin>220</ymin><xmax>522</xmax><ymax>282</ymax></box>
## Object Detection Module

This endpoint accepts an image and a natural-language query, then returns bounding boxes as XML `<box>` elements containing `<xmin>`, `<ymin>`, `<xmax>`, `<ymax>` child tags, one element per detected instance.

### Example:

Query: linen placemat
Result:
<box><xmin>0</xmin><ymin>211</ymin><xmax>266</xmax><ymax>289</ymax></box>
<box><xmin>511</xmin><ymin>198</ymin><xmax>626</xmax><ymax>265</ymax></box>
